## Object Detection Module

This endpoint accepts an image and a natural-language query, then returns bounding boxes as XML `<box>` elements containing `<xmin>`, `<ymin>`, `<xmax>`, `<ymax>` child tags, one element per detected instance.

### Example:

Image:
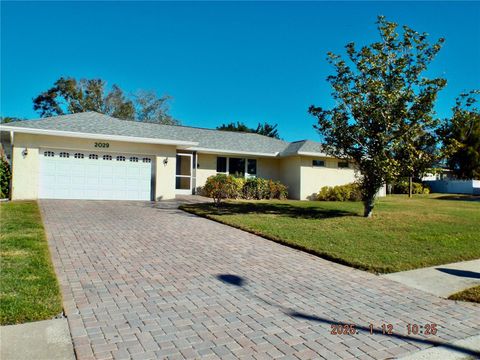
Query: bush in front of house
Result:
<box><xmin>392</xmin><ymin>180</ymin><xmax>430</xmax><ymax>194</ymax></box>
<box><xmin>203</xmin><ymin>174</ymin><xmax>243</xmax><ymax>204</ymax></box>
<box><xmin>317</xmin><ymin>183</ymin><xmax>362</xmax><ymax>201</ymax></box>
<box><xmin>242</xmin><ymin>178</ymin><xmax>288</xmax><ymax>200</ymax></box>
<box><xmin>203</xmin><ymin>175</ymin><xmax>288</xmax><ymax>204</ymax></box>
<box><xmin>0</xmin><ymin>157</ymin><xmax>11</xmax><ymax>199</ymax></box>
<box><xmin>268</xmin><ymin>179</ymin><xmax>288</xmax><ymax>200</ymax></box>
<box><xmin>243</xmin><ymin>178</ymin><xmax>269</xmax><ymax>200</ymax></box>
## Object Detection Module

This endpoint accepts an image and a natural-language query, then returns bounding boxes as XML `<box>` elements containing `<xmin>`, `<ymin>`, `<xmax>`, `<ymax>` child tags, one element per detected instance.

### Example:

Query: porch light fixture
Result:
<box><xmin>22</xmin><ymin>148</ymin><xmax>28</xmax><ymax>157</ymax></box>
<box><xmin>163</xmin><ymin>157</ymin><xmax>168</xmax><ymax>166</ymax></box>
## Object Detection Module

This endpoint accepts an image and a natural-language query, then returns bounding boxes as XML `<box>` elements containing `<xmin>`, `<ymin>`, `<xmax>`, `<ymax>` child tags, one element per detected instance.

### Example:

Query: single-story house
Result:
<box><xmin>0</xmin><ymin>112</ymin><xmax>380</xmax><ymax>201</ymax></box>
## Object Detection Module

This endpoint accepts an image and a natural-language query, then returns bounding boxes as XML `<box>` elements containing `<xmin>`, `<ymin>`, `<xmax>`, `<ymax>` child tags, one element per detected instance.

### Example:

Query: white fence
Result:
<box><xmin>424</xmin><ymin>180</ymin><xmax>480</xmax><ymax>195</ymax></box>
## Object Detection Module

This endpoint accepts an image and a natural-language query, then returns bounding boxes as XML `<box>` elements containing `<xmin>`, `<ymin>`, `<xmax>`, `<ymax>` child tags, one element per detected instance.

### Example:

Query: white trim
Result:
<box><xmin>175</xmin><ymin>153</ymin><xmax>193</xmax><ymax>195</ymax></box>
<box><xmin>0</xmin><ymin>126</ymin><xmax>198</xmax><ymax>146</ymax></box>
<box><xmin>297</xmin><ymin>151</ymin><xmax>330</xmax><ymax>157</ymax></box>
<box><xmin>187</xmin><ymin>147</ymin><xmax>278</xmax><ymax>157</ymax></box>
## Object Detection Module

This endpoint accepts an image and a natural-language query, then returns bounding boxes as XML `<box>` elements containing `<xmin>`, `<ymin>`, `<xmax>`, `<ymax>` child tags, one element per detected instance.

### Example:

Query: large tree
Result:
<box><xmin>33</xmin><ymin>77</ymin><xmax>178</xmax><ymax>125</ymax></box>
<box><xmin>217</xmin><ymin>121</ymin><xmax>280</xmax><ymax>139</ymax></box>
<box><xmin>254</xmin><ymin>123</ymin><xmax>280</xmax><ymax>139</ymax></box>
<box><xmin>309</xmin><ymin>16</ymin><xmax>446</xmax><ymax>217</ymax></box>
<box><xmin>438</xmin><ymin>90</ymin><xmax>480</xmax><ymax>179</ymax></box>
<box><xmin>134</xmin><ymin>90</ymin><xmax>179</xmax><ymax>125</ymax></box>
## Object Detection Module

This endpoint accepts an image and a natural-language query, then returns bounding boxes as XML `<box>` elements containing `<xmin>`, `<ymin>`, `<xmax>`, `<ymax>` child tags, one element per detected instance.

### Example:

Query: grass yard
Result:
<box><xmin>0</xmin><ymin>201</ymin><xmax>62</xmax><ymax>325</ymax></box>
<box><xmin>448</xmin><ymin>286</ymin><xmax>480</xmax><ymax>304</ymax></box>
<box><xmin>181</xmin><ymin>195</ymin><xmax>480</xmax><ymax>273</ymax></box>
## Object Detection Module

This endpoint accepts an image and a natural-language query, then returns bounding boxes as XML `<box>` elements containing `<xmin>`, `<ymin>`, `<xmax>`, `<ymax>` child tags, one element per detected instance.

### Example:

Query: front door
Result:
<box><xmin>175</xmin><ymin>153</ymin><xmax>193</xmax><ymax>194</ymax></box>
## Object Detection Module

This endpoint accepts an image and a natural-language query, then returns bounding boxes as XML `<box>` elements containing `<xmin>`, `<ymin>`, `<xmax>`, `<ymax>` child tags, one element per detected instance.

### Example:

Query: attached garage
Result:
<box><xmin>39</xmin><ymin>149</ymin><xmax>153</xmax><ymax>200</ymax></box>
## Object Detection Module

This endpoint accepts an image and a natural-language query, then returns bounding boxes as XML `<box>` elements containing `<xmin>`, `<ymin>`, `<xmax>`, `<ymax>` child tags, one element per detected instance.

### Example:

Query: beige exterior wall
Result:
<box><xmin>257</xmin><ymin>158</ymin><xmax>281</xmax><ymax>180</ymax></box>
<box><xmin>300</xmin><ymin>156</ymin><xmax>357</xmax><ymax>200</ymax></box>
<box><xmin>11</xmin><ymin>133</ymin><xmax>177</xmax><ymax>200</ymax></box>
<box><xmin>195</xmin><ymin>153</ymin><xmax>217</xmax><ymax>191</ymax></box>
<box><xmin>154</xmin><ymin>148</ymin><xmax>177</xmax><ymax>200</ymax></box>
<box><xmin>11</xmin><ymin>145</ymin><xmax>40</xmax><ymax>200</ymax></box>
<box><xmin>195</xmin><ymin>154</ymin><xmax>356</xmax><ymax>201</ymax></box>
<box><xmin>279</xmin><ymin>156</ymin><xmax>302</xmax><ymax>200</ymax></box>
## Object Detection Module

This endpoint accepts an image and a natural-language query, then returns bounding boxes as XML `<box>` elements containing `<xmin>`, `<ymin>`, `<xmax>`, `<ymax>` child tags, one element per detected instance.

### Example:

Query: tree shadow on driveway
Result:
<box><xmin>216</xmin><ymin>274</ymin><xmax>480</xmax><ymax>358</ymax></box>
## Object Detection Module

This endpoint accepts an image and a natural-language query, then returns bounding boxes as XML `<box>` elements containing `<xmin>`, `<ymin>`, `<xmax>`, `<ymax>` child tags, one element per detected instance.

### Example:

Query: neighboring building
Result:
<box><xmin>421</xmin><ymin>168</ymin><xmax>454</xmax><ymax>181</ymax></box>
<box><xmin>0</xmin><ymin>112</ymin><xmax>374</xmax><ymax>201</ymax></box>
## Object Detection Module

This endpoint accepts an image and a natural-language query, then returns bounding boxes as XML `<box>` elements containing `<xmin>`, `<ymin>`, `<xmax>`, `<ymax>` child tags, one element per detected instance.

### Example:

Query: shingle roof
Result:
<box><xmin>1</xmin><ymin>112</ymin><xmax>327</xmax><ymax>157</ymax></box>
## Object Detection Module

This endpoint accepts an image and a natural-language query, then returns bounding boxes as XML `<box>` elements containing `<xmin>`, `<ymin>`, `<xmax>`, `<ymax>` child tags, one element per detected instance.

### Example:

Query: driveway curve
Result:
<box><xmin>40</xmin><ymin>200</ymin><xmax>480</xmax><ymax>360</ymax></box>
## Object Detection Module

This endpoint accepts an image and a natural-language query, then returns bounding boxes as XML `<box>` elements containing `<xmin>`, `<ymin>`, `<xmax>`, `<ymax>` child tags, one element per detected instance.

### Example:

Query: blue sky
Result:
<box><xmin>1</xmin><ymin>1</ymin><xmax>479</xmax><ymax>141</ymax></box>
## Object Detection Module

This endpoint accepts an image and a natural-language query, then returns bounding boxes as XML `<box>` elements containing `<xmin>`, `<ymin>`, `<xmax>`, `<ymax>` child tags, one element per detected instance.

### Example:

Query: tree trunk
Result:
<box><xmin>408</xmin><ymin>176</ymin><xmax>413</xmax><ymax>198</ymax></box>
<box><xmin>363</xmin><ymin>197</ymin><xmax>375</xmax><ymax>218</ymax></box>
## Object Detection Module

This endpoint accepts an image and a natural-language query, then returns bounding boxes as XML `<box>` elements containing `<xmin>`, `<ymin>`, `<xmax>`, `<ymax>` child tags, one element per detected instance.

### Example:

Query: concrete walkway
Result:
<box><xmin>400</xmin><ymin>334</ymin><xmax>480</xmax><ymax>360</ymax></box>
<box><xmin>383</xmin><ymin>259</ymin><xmax>480</xmax><ymax>298</ymax></box>
<box><xmin>0</xmin><ymin>319</ymin><xmax>75</xmax><ymax>360</ymax></box>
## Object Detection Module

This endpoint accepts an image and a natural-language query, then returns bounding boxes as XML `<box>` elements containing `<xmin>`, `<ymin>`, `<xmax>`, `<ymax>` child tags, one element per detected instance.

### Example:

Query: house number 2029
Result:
<box><xmin>94</xmin><ymin>142</ymin><xmax>109</xmax><ymax>148</ymax></box>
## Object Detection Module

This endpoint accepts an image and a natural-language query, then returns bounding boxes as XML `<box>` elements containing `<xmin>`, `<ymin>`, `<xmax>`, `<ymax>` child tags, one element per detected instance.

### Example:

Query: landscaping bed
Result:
<box><xmin>0</xmin><ymin>201</ymin><xmax>62</xmax><ymax>324</ymax></box>
<box><xmin>180</xmin><ymin>195</ymin><xmax>480</xmax><ymax>273</ymax></box>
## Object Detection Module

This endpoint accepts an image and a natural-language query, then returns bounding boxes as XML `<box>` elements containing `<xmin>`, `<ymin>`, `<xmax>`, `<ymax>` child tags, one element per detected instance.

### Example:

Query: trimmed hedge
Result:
<box><xmin>317</xmin><ymin>183</ymin><xmax>362</xmax><ymax>201</ymax></box>
<box><xmin>203</xmin><ymin>175</ymin><xmax>288</xmax><ymax>204</ymax></box>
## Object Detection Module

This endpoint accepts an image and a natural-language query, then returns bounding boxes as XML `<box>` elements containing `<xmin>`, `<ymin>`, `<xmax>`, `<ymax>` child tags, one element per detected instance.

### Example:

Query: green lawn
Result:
<box><xmin>0</xmin><ymin>201</ymin><xmax>62</xmax><ymax>325</ymax></box>
<box><xmin>181</xmin><ymin>195</ymin><xmax>480</xmax><ymax>273</ymax></box>
<box><xmin>448</xmin><ymin>286</ymin><xmax>480</xmax><ymax>304</ymax></box>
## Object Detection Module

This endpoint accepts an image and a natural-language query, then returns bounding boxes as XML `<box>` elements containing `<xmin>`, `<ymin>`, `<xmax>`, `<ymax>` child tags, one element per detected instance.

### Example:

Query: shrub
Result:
<box><xmin>317</xmin><ymin>183</ymin><xmax>362</xmax><ymax>201</ymax></box>
<box><xmin>268</xmin><ymin>180</ymin><xmax>288</xmax><ymax>200</ymax></box>
<box><xmin>242</xmin><ymin>178</ymin><xmax>288</xmax><ymax>200</ymax></box>
<box><xmin>231</xmin><ymin>176</ymin><xmax>245</xmax><ymax>196</ymax></box>
<box><xmin>202</xmin><ymin>175</ymin><xmax>288</xmax><ymax>203</ymax></box>
<box><xmin>243</xmin><ymin>178</ymin><xmax>268</xmax><ymax>200</ymax></box>
<box><xmin>393</xmin><ymin>180</ymin><xmax>430</xmax><ymax>194</ymax></box>
<box><xmin>0</xmin><ymin>157</ymin><xmax>11</xmax><ymax>199</ymax></box>
<box><xmin>203</xmin><ymin>174</ymin><xmax>242</xmax><ymax>205</ymax></box>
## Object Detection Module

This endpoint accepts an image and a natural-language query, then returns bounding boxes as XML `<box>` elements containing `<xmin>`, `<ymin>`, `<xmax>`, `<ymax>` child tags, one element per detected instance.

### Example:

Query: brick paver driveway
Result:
<box><xmin>41</xmin><ymin>200</ymin><xmax>480</xmax><ymax>360</ymax></box>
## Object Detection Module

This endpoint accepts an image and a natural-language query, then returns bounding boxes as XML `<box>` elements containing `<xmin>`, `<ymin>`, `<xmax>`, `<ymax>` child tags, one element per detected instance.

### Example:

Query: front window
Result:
<box><xmin>216</xmin><ymin>157</ymin><xmax>227</xmax><ymax>173</ymax></box>
<box><xmin>338</xmin><ymin>161</ymin><xmax>349</xmax><ymax>168</ymax></box>
<box><xmin>229</xmin><ymin>158</ymin><xmax>245</xmax><ymax>177</ymax></box>
<box><xmin>216</xmin><ymin>156</ymin><xmax>257</xmax><ymax>178</ymax></box>
<box><xmin>247</xmin><ymin>159</ymin><xmax>257</xmax><ymax>177</ymax></box>
<box><xmin>312</xmin><ymin>160</ymin><xmax>325</xmax><ymax>167</ymax></box>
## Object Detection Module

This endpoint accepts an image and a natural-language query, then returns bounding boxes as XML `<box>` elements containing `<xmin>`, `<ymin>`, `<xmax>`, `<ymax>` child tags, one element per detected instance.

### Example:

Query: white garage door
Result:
<box><xmin>39</xmin><ymin>149</ymin><xmax>153</xmax><ymax>200</ymax></box>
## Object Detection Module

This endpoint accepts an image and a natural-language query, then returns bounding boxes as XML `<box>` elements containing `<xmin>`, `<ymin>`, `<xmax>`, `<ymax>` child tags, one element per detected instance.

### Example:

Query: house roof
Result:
<box><xmin>281</xmin><ymin>140</ymin><xmax>327</xmax><ymax>156</ymax></box>
<box><xmin>0</xmin><ymin>112</ymin><xmax>328</xmax><ymax>157</ymax></box>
